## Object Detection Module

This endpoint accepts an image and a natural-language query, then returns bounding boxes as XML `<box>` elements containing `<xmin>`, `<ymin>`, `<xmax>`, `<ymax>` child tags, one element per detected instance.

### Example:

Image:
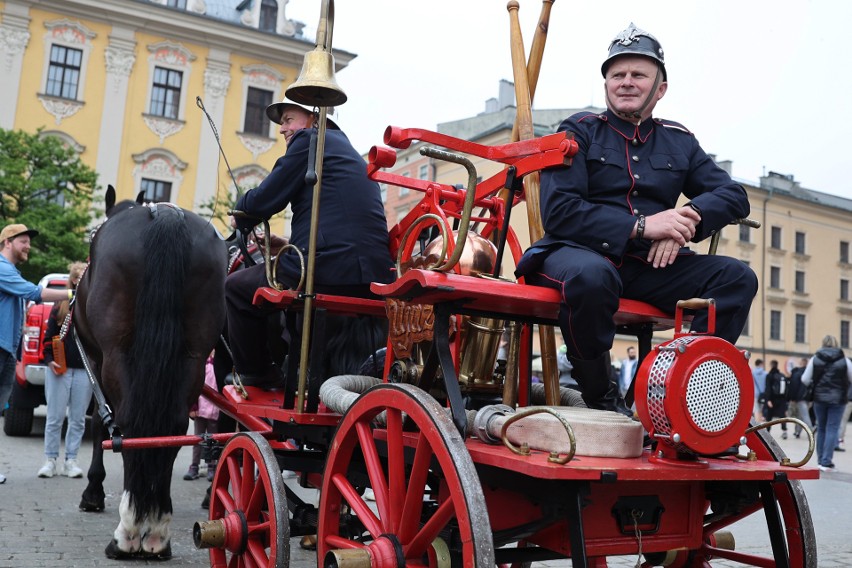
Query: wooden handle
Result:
<box><xmin>677</xmin><ymin>298</ymin><xmax>715</xmax><ymax>310</ymax></box>
<box><xmin>508</xmin><ymin>1</ymin><xmax>558</xmax><ymax>405</ymax></box>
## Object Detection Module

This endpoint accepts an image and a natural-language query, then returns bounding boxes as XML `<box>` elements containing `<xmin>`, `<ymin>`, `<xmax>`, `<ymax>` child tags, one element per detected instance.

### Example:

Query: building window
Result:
<box><xmin>419</xmin><ymin>165</ymin><xmax>429</xmax><ymax>180</ymax></box>
<box><xmin>399</xmin><ymin>185</ymin><xmax>409</xmax><ymax>197</ymax></box>
<box><xmin>842</xmin><ymin>321</ymin><xmax>850</xmax><ymax>349</ymax></box>
<box><xmin>259</xmin><ymin>0</ymin><xmax>278</xmax><ymax>32</ymax></box>
<box><xmin>149</xmin><ymin>67</ymin><xmax>183</xmax><ymax>119</ymax></box>
<box><xmin>794</xmin><ymin>231</ymin><xmax>806</xmax><ymax>255</ymax></box>
<box><xmin>842</xmin><ymin>241</ymin><xmax>850</xmax><ymax>264</ymax></box>
<box><xmin>738</xmin><ymin>224</ymin><xmax>751</xmax><ymax>243</ymax></box>
<box><xmin>795</xmin><ymin>314</ymin><xmax>806</xmax><ymax>343</ymax></box>
<box><xmin>769</xmin><ymin>266</ymin><xmax>781</xmax><ymax>289</ymax></box>
<box><xmin>842</xmin><ymin>279</ymin><xmax>849</xmax><ymax>301</ymax></box>
<box><xmin>794</xmin><ymin>271</ymin><xmax>805</xmax><ymax>293</ymax></box>
<box><xmin>140</xmin><ymin>178</ymin><xmax>172</xmax><ymax>203</ymax></box>
<box><xmin>770</xmin><ymin>226</ymin><xmax>782</xmax><ymax>249</ymax></box>
<box><xmin>770</xmin><ymin>310</ymin><xmax>782</xmax><ymax>340</ymax></box>
<box><xmin>244</xmin><ymin>87</ymin><xmax>273</xmax><ymax>135</ymax></box>
<box><xmin>166</xmin><ymin>0</ymin><xmax>187</xmax><ymax>7</ymax></box>
<box><xmin>46</xmin><ymin>45</ymin><xmax>83</xmax><ymax>99</ymax></box>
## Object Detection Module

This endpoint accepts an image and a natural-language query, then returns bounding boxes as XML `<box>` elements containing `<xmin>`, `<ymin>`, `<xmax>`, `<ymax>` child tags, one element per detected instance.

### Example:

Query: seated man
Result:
<box><xmin>226</xmin><ymin>97</ymin><xmax>393</xmax><ymax>388</ymax></box>
<box><xmin>516</xmin><ymin>24</ymin><xmax>757</xmax><ymax>413</ymax></box>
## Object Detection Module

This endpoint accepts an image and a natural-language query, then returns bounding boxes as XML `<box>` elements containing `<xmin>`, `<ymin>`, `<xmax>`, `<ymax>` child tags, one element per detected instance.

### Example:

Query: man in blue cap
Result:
<box><xmin>516</xmin><ymin>24</ymin><xmax>757</xmax><ymax>414</ymax></box>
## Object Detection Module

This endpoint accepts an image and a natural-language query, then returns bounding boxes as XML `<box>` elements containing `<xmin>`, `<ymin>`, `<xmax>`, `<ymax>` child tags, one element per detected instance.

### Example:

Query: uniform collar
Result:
<box><xmin>601</xmin><ymin>109</ymin><xmax>655</xmax><ymax>143</ymax></box>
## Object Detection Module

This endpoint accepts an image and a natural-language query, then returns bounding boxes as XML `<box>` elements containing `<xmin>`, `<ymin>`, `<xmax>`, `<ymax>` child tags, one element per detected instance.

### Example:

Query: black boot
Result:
<box><xmin>569</xmin><ymin>353</ymin><xmax>633</xmax><ymax>417</ymax></box>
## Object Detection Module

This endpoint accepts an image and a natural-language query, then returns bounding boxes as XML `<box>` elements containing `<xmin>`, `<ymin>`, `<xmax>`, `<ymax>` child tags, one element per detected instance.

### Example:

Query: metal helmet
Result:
<box><xmin>601</xmin><ymin>23</ymin><xmax>666</xmax><ymax>81</ymax></box>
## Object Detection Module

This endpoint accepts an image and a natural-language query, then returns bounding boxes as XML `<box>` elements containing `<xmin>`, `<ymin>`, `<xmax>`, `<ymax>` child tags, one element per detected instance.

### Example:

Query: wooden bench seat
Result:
<box><xmin>252</xmin><ymin>287</ymin><xmax>387</xmax><ymax>318</ymax></box>
<box><xmin>371</xmin><ymin>268</ymin><xmax>684</xmax><ymax>331</ymax></box>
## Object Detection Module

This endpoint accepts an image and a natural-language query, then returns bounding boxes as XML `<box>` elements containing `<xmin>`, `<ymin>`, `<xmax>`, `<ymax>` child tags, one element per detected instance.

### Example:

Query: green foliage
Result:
<box><xmin>0</xmin><ymin>127</ymin><xmax>97</xmax><ymax>280</ymax></box>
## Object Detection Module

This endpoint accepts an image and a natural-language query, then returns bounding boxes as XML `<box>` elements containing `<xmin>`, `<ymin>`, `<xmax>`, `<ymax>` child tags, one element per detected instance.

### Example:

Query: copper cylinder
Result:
<box><xmin>423</xmin><ymin>231</ymin><xmax>497</xmax><ymax>276</ymax></box>
<box><xmin>459</xmin><ymin>316</ymin><xmax>506</xmax><ymax>389</ymax></box>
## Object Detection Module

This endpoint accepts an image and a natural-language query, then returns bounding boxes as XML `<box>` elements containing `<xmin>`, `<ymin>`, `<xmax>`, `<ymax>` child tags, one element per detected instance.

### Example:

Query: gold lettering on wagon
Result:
<box><xmin>386</xmin><ymin>298</ymin><xmax>435</xmax><ymax>359</ymax></box>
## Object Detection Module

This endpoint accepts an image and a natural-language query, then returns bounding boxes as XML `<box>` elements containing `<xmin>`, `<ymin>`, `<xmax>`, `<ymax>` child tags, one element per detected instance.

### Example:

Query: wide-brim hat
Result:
<box><xmin>265</xmin><ymin>96</ymin><xmax>339</xmax><ymax>130</ymax></box>
<box><xmin>0</xmin><ymin>223</ymin><xmax>39</xmax><ymax>242</ymax></box>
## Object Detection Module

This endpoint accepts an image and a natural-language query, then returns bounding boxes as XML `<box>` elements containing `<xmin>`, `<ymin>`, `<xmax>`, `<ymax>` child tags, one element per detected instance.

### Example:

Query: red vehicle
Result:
<box><xmin>3</xmin><ymin>273</ymin><xmax>69</xmax><ymax>436</ymax></box>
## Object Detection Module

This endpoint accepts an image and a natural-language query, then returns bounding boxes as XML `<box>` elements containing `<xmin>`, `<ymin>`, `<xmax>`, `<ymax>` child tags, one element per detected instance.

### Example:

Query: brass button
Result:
<box><xmin>633</xmin><ymin>208</ymin><xmax>639</xmax><ymax>214</ymax></box>
<box><xmin>600</xmin><ymin>157</ymin><xmax>606</xmax><ymax>163</ymax></box>
<box><xmin>632</xmin><ymin>155</ymin><xmax>639</xmax><ymax>162</ymax></box>
<box><xmin>633</xmin><ymin>173</ymin><xmax>640</xmax><ymax>180</ymax></box>
<box><xmin>632</xmin><ymin>191</ymin><xmax>639</xmax><ymax>197</ymax></box>
<box><xmin>631</xmin><ymin>138</ymin><xmax>639</xmax><ymax>146</ymax></box>
<box><xmin>602</xmin><ymin>242</ymin><xmax>610</xmax><ymax>250</ymax></box>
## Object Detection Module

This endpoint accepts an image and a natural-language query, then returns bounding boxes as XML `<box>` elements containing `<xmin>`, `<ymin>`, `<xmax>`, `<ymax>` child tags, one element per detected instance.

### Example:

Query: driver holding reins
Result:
<box><xmin>516</xmin><ymin>23</ymin><xmax>757</xmax><ymax>414</ymax></box>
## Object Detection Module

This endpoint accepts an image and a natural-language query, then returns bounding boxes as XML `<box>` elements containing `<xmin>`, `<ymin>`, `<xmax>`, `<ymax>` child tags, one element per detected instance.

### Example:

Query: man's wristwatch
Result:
<box><xmin>686</xmin><ymin>202</ymin><xmax>702</xmax><ymax>218</ymax></box>
<box><xmin>635</xmin><ymin>214</ymin><xmax>646</xmax><ymax>240</ymax></box>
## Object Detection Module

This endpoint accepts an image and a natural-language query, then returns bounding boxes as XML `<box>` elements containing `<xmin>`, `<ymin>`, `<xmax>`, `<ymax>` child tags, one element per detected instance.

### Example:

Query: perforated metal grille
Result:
<box><xmin>685</xmin><ymin>359</ymin><xmax>740</xmax><ymax>432</ymax></box>
<box><xmin>645</xmin><ymin>336</ymin><xmax>698</xmax><ymax>437</ymax></box>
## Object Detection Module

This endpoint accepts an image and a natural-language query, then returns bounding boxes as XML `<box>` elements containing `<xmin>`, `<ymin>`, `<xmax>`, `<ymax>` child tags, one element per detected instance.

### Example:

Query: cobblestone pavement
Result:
<box><xmin>2</xmin><ymin>412</ymin><xmax>851</xmax><ymax>567</ymax></box>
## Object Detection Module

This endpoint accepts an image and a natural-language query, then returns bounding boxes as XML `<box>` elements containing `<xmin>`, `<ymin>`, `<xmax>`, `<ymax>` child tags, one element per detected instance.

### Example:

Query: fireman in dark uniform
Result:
<box><xmin>226</xmin><ymin>98</ymin><xmax>393</xmax><ymax>387</ymax></box>
<box><xmin>516</xmin><ymin>23</ymin><xmax>757</xmax><ymax>412</ymax></box>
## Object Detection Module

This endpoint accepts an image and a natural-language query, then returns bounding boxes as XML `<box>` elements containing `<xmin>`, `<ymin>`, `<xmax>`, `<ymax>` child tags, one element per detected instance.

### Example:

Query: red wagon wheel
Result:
<box><xmin>318</xmin><ymin>383</ymin><xmax>494</xmax><ymax>568</ymax></box>
<box><xmin>639</xmin><ymin>425</ymin><xmax>816</xmax><ymax>568</ymax></box>
<box><xmin>206</xmin><ymin>432</ymin><xmax>289</xmax><ymax>568</ymax></box>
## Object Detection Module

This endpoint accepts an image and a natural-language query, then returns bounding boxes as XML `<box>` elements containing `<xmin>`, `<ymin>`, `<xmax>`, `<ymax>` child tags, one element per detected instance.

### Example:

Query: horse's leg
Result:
<box><xmin>106</xmin><ymin>448</ymin><xmax>178</xmax><ymax>559</ymax></box>
<box><xmin>79</xmin><ymin>410</ymin><xmax>106</xmax><ymax>512</ymax></box>
<box><xmin>138</xmin><ymin>446</ymin><xmax>179</xmax><ymax>557</ymax></box>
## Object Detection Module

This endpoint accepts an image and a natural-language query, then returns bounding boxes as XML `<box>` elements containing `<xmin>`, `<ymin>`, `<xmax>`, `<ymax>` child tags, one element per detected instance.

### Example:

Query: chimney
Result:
<box><xmin>484</xmin><ymin>97</ymin><xmax>499</xmax><ymax>114</ymax></box>
<box><xmin>498</xmin><ymin>79</ymin><xmax>515</xmax><ymax>110</ymax></box>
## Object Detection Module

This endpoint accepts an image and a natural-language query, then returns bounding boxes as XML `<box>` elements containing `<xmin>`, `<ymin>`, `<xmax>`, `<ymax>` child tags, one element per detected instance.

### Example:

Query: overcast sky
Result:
<box><xmin>285</xmin><ymin>1</ymin><xmax>852</xmax><ymax>199</ymax></box>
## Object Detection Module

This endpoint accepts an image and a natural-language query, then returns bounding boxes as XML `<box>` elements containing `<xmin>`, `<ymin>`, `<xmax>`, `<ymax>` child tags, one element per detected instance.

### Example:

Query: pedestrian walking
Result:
<box><xmin>802</xmin><ymin>335</ymin><xmax>852</xmax><ymax>472</ymax></box>
<box><xmin>762</xmin><ymin>360</ymin><xmax>790</xmax><ymax>438</ymax></box>
<box><xmin>788</xmin><ymin>357</ymin><xmax>813</xmax><ymax>438</ymax></box>
<box><xmin>184</xmin><ymin>353</ymin><xmax>219</xmax><ymax>482</ymax></box>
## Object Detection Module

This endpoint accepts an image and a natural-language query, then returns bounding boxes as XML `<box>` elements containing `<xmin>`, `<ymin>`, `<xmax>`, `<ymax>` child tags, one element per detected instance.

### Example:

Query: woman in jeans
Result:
<box><xmin>37</xmin><ymin>262</ymin><xmax>92</xmax><ymax>479</ymax></box>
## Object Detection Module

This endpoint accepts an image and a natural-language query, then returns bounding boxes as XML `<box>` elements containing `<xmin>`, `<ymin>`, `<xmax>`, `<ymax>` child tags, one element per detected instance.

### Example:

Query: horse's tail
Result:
<box><xmin>123</xmin><ymin>209</ymin><xmax>192</xmax><ymax>521</ymax></box>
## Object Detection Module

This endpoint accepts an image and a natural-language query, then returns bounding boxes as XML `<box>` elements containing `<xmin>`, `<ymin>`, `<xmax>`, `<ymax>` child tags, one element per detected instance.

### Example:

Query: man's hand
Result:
<box><xmin>647</xmin><ymin>238</ymin><xmax>681</xmax><ymax>268</ymax></box>
<box><xmin>256</xmin><ymin>233</ymin><xmax>289</xmax><ymax>256</ymax></box>
<box><xmin>641</xmin><ymin>206</ymin><xmax>701</xmax><ymax>268</ymax></box>
<box><xmin>642</xmin><ymin>206</ymin><xmax>702</xmax><ymax>245</ymax></box>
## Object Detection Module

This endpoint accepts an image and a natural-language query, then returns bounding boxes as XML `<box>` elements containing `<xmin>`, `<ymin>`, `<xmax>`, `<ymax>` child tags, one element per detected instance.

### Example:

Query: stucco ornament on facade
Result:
<box><xmin>44</xmin><ymin>19</ymin><xmax>96</xmax><ymax>45</ymax></box>
<box><xmin>0</xmin><ymin>26</ymin><xmax>30</xmax><ymax>71</ymax></box>
<box><xmin>105</xmin><ymin>46</ymin><xmax>136</xmax><ymax>78</ymax></box>
<box><xmin>148</xmin><ymin>41</ymin><xmax>196</xmax><ymax>66</ymax></box>
<box><xmin>242</xmin><ymin>64</ymin><xmax>284</xmax><ymax>89</ymax></box>
<box><xmin>204</xmin><ymin>67</ymin><xmax>231</xmax><ymax>100</ymax></box>
<box><xmin>143</xmin><ymin>115</ymin><xmax>185</xmax><ymax>144</ymax></box>
<box><xmin>39</xmin><ymin>96</ymin><xmax>84</xmax><ymax>125</ymax></box>
<box><xmin>237</xmin><ymin>133</ymin><xmax>276</xmax><ymax>161</ymax></box>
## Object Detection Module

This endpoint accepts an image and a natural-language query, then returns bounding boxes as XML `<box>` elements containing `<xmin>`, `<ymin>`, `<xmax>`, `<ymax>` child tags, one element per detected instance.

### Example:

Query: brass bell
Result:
<box><xmin>286</xmin><ymin>49</ymin><xmax>347</xmax><ymax>107</ymax></box>
<box><xmin>285</xmin><ymin>0</ymin><xmax>347</xmax><ymax>107</ymax></box>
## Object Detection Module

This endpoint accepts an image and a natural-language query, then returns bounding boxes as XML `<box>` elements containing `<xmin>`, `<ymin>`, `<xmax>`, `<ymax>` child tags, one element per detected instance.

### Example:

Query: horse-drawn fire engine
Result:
<box><xmin>86</xmin><ymin>1</ymin><xmax>819</xmax><ymax>566</ymax></box>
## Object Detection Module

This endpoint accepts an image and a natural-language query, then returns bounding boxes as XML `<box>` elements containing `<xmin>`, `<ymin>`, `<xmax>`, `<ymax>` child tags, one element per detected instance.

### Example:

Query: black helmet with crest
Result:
<box><xmin>601</xmin><ymin>23</ymin><xmax>666</xmax><ymax>81</ymax></box>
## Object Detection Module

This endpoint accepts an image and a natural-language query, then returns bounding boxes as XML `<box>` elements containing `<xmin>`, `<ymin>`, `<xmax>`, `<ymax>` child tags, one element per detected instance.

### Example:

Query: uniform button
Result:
<box><xmin>600</xmin><ymin>157</ymin><xmax>606</xmax><ymax>163</ymax></box>
<box><xmin>667</xmin><ymin>163</ymin><xmax>673</xmax><ymax>169</ymax></box>
<box><xmin>631</xmin><ymin>138</ymin><xmax>639</xmax><ymax>146</ymax></box>
<box><xmin>632</xmin><ymin>155</ymin><xmax>639</xmax><ymax>162</ymax></box>
<box><xmin>633</xmin><ymin>208</ymin><xmax>639</xmax><ymax>214</ymax></box>
<box><xmin>602</xmin><ymin>242</ymin><xmax>610</xmax><ymax>250</ymax></box>
<box><xmin>633</xmin><ymin>173</ymin><xmax>640</xmax><ymax>179</ymax></box>
<box><xmin>632</xmin><ymin>191</ymin><xmax>639</xmax><ymax>197</ymax></box>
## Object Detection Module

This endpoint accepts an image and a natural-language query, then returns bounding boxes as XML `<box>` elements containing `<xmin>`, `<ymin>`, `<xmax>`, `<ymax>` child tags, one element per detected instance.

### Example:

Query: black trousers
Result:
<box><xmin>224</xmin><ymin>263</ymin><xmax>374</xmax><ymax>375</ymax></box>
<box><xmin>525</xmin><ymin>247</ymin><xmax>758</xmax><ymax>360</ymax></box>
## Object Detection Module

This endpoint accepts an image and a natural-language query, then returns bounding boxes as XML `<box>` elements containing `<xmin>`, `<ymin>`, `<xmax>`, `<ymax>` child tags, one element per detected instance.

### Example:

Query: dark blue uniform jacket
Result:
<box><xmin>518</xmin><ymin>109</ymin><xmax>749</xmax><ymax>273</ymax></box>
<box><xmin>235</xmin><ymin>128</ymin><xmax>393</xmax><ymax>287</ymax></box>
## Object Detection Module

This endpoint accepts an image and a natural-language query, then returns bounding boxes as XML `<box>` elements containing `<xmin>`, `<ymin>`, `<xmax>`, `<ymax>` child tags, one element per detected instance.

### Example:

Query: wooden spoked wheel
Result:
<box><xmin>639</xmin><ymin>424</ymin><xmax>816</xmax><ymax>568</ymax></box>
<box><xmin>318</xmin><ymin>383</ymin><xmax>494</xmax><ymax>568</ymax></box>
<box><xmin>208</xmin><ymin>432</ymin><xmax>289</xmax><ymax>568</ymax></box>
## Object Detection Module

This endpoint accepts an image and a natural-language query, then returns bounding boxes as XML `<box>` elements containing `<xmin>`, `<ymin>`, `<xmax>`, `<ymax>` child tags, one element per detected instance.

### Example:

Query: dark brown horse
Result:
<box><xmin>74</xmin><ymin>191</ymin><xmax>227</xmax><ymax>559</ymax></box>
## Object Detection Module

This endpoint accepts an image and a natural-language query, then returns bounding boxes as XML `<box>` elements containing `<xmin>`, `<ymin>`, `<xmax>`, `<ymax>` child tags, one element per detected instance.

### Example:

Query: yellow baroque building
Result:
<box><xmin>0</xmin><ymin>0</ymin><xmax>353</xmax><ymax>234</ymax></box>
